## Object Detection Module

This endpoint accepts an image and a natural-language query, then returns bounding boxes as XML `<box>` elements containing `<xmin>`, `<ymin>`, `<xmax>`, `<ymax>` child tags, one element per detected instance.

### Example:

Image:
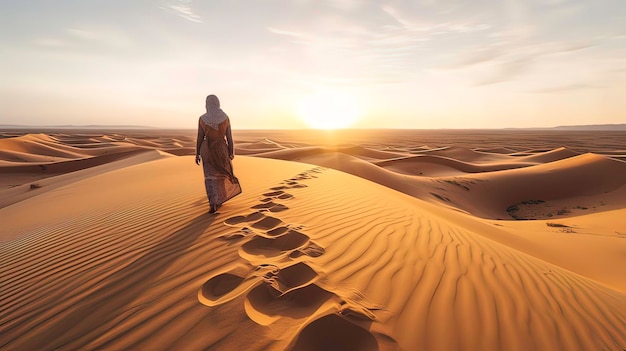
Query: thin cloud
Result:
<box><xmin>65</xmin><ymin>28</ymin><xmax>132</xmax><ymax>48</ymax></box>
<box><xmin>450</xmin><ymin>48</ymin><xmax>503</xmax><ymax>68</ymax></box>
<box><xmin>382</xmin><ymin>5</ymin><xmax>491</xmax><ymax>35</ymax></box>
<box><xmin>474</xmin><ymin>57</ymin><xmax>533</xmax><ymax>86</ymax></box>
<box><xmin>163</xmin><ymin>0</ymin><xmax>202</xmax><ymax>23</ymax></box>
<box><xmin>440</xmin><ymin>39</ymin><xmax>596</xmax><ymax>85</ymax></box>
<box><xmin>539</xmin><ymin>41</ymin><xmax>594</xmax><ymax>56</ymax></box>
<box><xmin>33</xmin><ymin>27</ymin><xmax>132</xmax><ymax>50</ymax></box>
<box><xmin>381</xmin><ymin>5</ymin><xmax>414</xmax><ymax>29</ymax></box>
<box><xmin>267</xmin><ymin>22</ymin><xmax>423</xmax><ymax>80</ymax></box>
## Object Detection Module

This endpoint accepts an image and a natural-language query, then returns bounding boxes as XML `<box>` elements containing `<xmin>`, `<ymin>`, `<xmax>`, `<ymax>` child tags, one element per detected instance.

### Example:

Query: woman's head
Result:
<box><xmin>206</xmin><ymin>95</ymin><xmax>220</xmax><ymax>111</ymax></box>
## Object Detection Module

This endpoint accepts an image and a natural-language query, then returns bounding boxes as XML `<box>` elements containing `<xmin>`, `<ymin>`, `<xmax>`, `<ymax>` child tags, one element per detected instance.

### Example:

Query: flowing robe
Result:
<box><xmin>198</xmin><ymin>117</ymin><xmax>241</xmax><ymax>206</ymax></box>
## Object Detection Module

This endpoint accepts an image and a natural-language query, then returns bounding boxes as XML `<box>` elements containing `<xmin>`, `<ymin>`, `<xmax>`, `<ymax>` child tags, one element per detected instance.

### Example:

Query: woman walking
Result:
<box><xmin>195</xmin><ymin>94</ymin><xmax>242</xmax><ymax>213</ymax></box>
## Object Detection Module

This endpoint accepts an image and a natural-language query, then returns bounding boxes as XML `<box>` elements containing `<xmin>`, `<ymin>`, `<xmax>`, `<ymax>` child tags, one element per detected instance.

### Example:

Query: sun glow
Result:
<box><xmin>297</xmin><ymin>91</ymin><xmax>361</xmax><ymax>129</ymax></box>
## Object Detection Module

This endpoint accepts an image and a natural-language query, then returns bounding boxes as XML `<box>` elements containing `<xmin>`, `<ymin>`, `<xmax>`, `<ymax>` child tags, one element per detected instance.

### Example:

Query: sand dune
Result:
<box><xmin>375</xmin><ymin>154</ymin><xmax>532</xmax><ymax>176</ymax></box>
<box><xmin>252</xmin><ymin>141</ymin><xmax>626</xmax><ymax>221</ymax></box>
<box><xmin>1</xmin><ymin>129</ymin><xmax>624</xmax><ymax>351</ymax></box>
<box><xmin>452</xmin><ymin>153</ymin><xmax>626</xmax><ymax>219</ymax></box>
<box><xmin>516</xmin><ymin>146</ymin><xmax>580</xmax><ymax>163</ymax></box>
<box><xmin>0</xmin><ymin>150</ymin><xmax>170</xmax><ymax>209</ymax></box>
<box><xmin>0</xmin><ymin>132</ymin><xmax>195</xmax><ymax>189</ymax></box>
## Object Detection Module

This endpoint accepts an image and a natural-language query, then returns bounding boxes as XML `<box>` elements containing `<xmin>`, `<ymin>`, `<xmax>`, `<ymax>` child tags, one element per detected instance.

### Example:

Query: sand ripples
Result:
<box><xmin>1</xmin><ymin>131</ymin><xmax>625</xmax><ymax>350</ymax></box>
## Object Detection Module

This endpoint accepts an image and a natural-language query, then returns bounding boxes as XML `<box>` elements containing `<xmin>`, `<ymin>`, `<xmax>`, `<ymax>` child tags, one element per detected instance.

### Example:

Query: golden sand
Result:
<box><xmin>1</xmin><ymin>129</ymin><xmax>624</xmax><ymax>350</ymax></box>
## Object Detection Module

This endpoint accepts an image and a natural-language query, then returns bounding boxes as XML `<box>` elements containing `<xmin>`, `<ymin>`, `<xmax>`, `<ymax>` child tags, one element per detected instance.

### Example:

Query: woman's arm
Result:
<box><xmin>226</xmin><ymin>123</ymin><xmax>234</xmax><ymax>159</ymax></box>
<box><xmin>195</xmin><ymin>120</ymin><xmax>203</xmax><ymax>164</ymax></box>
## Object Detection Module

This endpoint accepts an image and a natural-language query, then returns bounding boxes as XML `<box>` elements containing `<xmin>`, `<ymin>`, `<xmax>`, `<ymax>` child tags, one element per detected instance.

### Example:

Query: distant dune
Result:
<box><xmin>2</xmin><ymin>123</ymin><xmax>625</xmax><ymax>131</ymax></box>
<box><xmin>551</xmin><ymin>124</ymin><xmax>626</xmax><ymax>131</ymax></box>
<box><xmin>0</xmin><ymin>124</ymin><xmax>156</xmax><ymax>130</ymax></box>
<box><xmin>1</xmin><ymin>129</ymin><xmax>624</xmax><ymax>350</ymax></box>
<box><xmin>499</xmin><ymin>124</ymin><xmax>626</xmax><ymax>131</ymax></box>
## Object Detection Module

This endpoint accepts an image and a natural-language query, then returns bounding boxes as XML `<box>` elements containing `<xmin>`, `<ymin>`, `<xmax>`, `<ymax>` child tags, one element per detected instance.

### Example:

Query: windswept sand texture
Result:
<box><xmin>1</xmin><ymin>129</ymin><xmax>625</xmax><ymax>350</ymax></box>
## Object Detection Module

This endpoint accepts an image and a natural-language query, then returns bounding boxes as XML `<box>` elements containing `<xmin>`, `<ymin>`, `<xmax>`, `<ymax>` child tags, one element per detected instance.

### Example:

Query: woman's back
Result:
<box><xmin>200</xmin><ymin>118</ymin><xmax>229</xmax><ymax>140</ymax></box>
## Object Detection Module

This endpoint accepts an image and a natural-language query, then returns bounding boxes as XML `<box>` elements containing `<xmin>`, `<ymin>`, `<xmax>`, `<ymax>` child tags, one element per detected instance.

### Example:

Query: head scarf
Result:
<box><xmin>201</xmin><ymin>94</ymin><xmax>228</xmax><ymax>130</ymax></box>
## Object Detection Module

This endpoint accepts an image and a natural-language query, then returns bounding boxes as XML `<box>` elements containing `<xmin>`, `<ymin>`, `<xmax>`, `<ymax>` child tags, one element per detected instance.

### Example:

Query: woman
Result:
<box><xmin>195</xmin><ymin>94</ymin><xmax>242</xmax><ymax>213</ymax></box>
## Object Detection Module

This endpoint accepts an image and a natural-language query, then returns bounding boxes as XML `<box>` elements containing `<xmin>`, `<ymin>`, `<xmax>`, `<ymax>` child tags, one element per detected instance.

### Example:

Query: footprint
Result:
<box><xmin>275</xmin><ymin>180</ymin><xmax>308</xmax><ymax>190</ymax></box>
<box><xmin>252</xmin><ymin>202</ymin><xmax>277</xmax><ymax>210</ymax></box>
<box><xmin>224</xmin><ymin>215</ymin><xmax>247</xmax><ymax>225</ymax></box>
<box><xmin>261</xmin><ymin>189</ymin><xmax>296</xmax><ymax>201</ymax></box>
<box><xmin>289</xmin><ymin>241</ymin><xmax>325</xmax><ymax>258</ymax></box>
<box><xmin>338</xmin><ymin>300</ymin><xmax>381</xmax><ymax>321</ymax></box>
<box><xmin>266</xmin><ymin>226</ymin><xmax>290</xmax><ymax>237</ymax></box>
<box><xmin>268</xmin><ymin>204</ymin><xmax>289</xmax><ymax>213</ymax></box>
<box><xmin>263</xmin><ymin>190</ymin><xmax>284</xmax><ymax>197</ymax></box>
<box><xmin>289</xmin><ymin>314</ymin><xmax>379</xmax><ymax>351</ymax></box>
<box><xmin>244</xmin><ymin>283</ymin><xmax>335</xmax><ymax>326</ymax></box>
<box><xmin>262</xmin><ymin>262</ymin><xmax>319</xmax><ymax>294</ymax></box>
<box><xmin>219</xmin><ymin>227</ymin><xmax>256</xmax><ymax>241</ymax></box>
<box><xmin>225</xmin><ymin>212</ymin><xmax>265</xmax><ymax>226</ymax></box>
<box><xmin>251</xmin><ymin>216</ymin><xmax>283</xmax><ymax>230</ymax></box>
<box><xmin>246</xmin><ymin>212</ymin><xmax>266</xmax><ymax>221</ymax></box>
<box><xmin>198</xmin><ymin>266</ymin><xmax>256</xmax><ymax>307</ymax></box>
<box><xmin>202</xmin><ymin>273</ymin><xmax>243</xmax><ymax>299</ymax></box>
<box><xmin>251</xmin><ymin>202</ymin><xmax>289</xmax><ymax>213</ymax></box>
<box><xmin>241</xmin><ymin>230</ymin><xmax>309</xmax><ymax>258</ymax></box>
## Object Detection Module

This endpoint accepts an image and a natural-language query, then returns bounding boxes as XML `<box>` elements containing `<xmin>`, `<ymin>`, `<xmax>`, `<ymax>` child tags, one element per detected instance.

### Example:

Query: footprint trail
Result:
<box><xmin>198</xmin><ymin>167</ymin><xmax>395</xmax><ymax>350</ymax></box>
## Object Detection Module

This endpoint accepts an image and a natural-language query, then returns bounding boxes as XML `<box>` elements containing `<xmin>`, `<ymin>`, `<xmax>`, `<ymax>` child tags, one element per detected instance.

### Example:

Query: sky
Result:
<box><xmin>0</xmin><ymin>0</ymin><xmax>624</xmax><ymax>129</ymax></box>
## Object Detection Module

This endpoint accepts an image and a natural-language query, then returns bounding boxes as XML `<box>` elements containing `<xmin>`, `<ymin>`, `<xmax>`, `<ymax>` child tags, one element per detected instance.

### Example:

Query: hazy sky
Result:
<box><xmin>1</xmin><ymin>0</ymin><xmax>624</xmax><ymax>129</ymax></box>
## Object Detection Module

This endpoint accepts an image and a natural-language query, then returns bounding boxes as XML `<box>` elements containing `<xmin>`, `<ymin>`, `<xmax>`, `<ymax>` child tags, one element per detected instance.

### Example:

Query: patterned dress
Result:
<box><xmin>198</xmin><ymin>117</ymin><xmax>241</xmax><ymax>207</ymax></box>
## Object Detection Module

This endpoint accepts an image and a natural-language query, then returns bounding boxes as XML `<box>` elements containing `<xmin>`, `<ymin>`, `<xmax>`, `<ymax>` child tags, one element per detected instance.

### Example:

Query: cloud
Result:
<box><xmin>474</xmin><ymin>57</ymin><xmax>533</xmax><ymax>86</ymax></box>
<box><xmin>540</xmin><ymin>41</ymin><xmax>594</xmax><ymax>55</ymax></box>
<box><xmin>266</xmin><ymin>22</ymin><xmax>422</xmax><ymax>82</ymax></box>
<box><xmin>381</xmin><ymin>5</ymin><xmax>492</xmax><ymax>35</ymax></box>
<box><xmin>32</xmin><ymin>27</ymin><xmax>132</xmax><ymax>51</ymax></box>
<box><xmin>162</xmin><ymin>0</ymin><xmax>202</xmax><ymax>23</ymax></box>
<box><xmin>67</xmin><ymin>28</ymin><xmax>132</xmax><ymax>48</ymax></box>
<box><xmin>450</xmin><ymin>48</ymin><xmax>503</xmax><ymax>68</ymax></box>
<box><xmin>440</xmin><ymin>38</ymin><xmax>596</xmax><ymax>86</ymax></box>
<box><xmin>381</xmin><ymin>5</ymin><xmax>414</xmax><ymax>29</ymax></box>
<box><xmin>264</xmin><ymin>3</ymin><xmax>498</xmax><ymax>89</ymax></box>
<box><xmin>267</xmin><ymin>1</ymin><xmax>605</xmax><ymax>90</ymax></box>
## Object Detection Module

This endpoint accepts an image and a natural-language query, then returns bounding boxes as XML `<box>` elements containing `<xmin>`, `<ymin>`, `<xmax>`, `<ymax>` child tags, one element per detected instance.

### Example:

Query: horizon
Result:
<box><xmin>1</xmin><ymin>1</ymin><xmax>625</xmax><ymax>129</ymax></box>
<box><xmin>2</xmin><ymin>123</ymin><xmax>626</xmax><ymax>131</ymax></box>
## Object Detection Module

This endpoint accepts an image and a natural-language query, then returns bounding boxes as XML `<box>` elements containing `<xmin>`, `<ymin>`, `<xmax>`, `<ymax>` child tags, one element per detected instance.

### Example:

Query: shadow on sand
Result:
<box><xmin>17</xmin><ymin>213</ymin><xmax>216</xmax><ymax>350</ymax></box>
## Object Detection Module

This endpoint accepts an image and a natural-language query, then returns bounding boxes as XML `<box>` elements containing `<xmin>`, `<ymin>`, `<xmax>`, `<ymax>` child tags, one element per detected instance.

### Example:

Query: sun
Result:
<box><xmin>297</xmin><ymin>91</ymin><xmax>361</xmax><ymax>129</ymax></box>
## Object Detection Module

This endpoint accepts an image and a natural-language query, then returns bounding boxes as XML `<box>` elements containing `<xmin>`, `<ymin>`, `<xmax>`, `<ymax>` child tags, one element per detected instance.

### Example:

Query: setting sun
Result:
<box><xmin>297</xmin><ymin>91</ymin><xmax>361</xmax><ymax>129</ymax></box>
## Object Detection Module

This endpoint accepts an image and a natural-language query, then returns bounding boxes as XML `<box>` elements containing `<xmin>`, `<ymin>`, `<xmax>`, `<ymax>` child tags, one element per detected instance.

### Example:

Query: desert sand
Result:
<box><xmin>1</xmin><ymin>129</ymin><xmax>625</xmax><ymax>350</ymax></box>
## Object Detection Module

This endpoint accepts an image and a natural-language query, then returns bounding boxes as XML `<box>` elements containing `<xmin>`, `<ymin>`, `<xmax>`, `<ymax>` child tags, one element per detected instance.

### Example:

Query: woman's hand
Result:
<box><xmin>229</xmin><ymin>154</ymin><xmax>234</xmax><ymax>160</ymax></box>
<box><xmin>195</xmin><ymin>154</ymin><xmax>201</xmax><ymax>165</ymax></box>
